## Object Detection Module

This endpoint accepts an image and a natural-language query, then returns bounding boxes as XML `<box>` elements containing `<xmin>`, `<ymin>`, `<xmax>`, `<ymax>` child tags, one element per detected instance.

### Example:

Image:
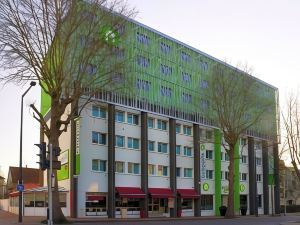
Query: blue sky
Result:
<box><xmin>0</xmin><ymin>0</ymin><xmax>299</xmax><ymax>178</ymax></box>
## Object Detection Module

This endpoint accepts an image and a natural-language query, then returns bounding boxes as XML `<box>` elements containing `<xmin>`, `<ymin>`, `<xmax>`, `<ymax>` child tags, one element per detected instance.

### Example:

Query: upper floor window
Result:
<box><xmin>256</xmin><ymin>157</ymin><xmax>262</xmax><ymax>166</ymax></box>
<box><xmin>127</xmin><ymin>113</ymin><xmax>139</xmax><ymax>125</ymax></box>
<box><xmin>206</xmin><ymin>130</ymin><xmax>213</xmax><ymax>140</ymax></box>
<box><xmin>136</xmin><ymin>79</ymin><xmax>151</xmax><ymax>91</ymax></box>
<box><xmin>158</xmin><ymin>142</ymin><xmax>168</xmax><ymax>153</ymax></box>
<box><xmin>148</xmin><ymin>141</ymin><xmax>155</xmax><ymax>151</ymax></box>
<box><xmin>240</xmin><ymin>173</ymin><xmax>247</xmax><ymax>181</ymax></box>
<box><xmin>182</xmin><ymin>93</ymin><xmax>192</xmax><ymax>103</ymax></box>
<box><xmin>206</xmin><ymin>150</ymin><xmax>213</xmax><ymax>160</ymax></box>
<box><xmin>200</xmin><ymin>99</ymin><xmax>209</xmax><ymax>110</ymax></box>
<box><xmin>92</xmin><ymin>105</ymin><xmax>106</xmax><ymax>119</ymax></box>
<box><xmin>158</xmin><ymin>165</ymin><xmax>168</xmax><ymax>176</ymax></box>
<box><xmin>115</xmin><ymin>135</ymin><xmax>125</xmax><ymax>148</ymax></box>
<box><xmin>128</xmin><ymin>162</ymin><xmax>140</xmax><ymax>174</ymax></box>
<box><xmin>241</xmin><ymin>155</ymin><xmax>247</xmax><ymax>164</ymax></box>
<box><xmin>200</xmin><ymin>79</ymin><xmax>209</xmax><ymax>89</ymax></box>
<box><xmin>112</xmin><ymin>46</ymin><xmax>125</xmax><ymax>59</ymax></box>
<box><xmin>92</xmin><ymin>131</ymin><xmax>106</xmax><ymax>145</ymax></box>
<box><xmin>176</xmin><ymin>167</ymin><xmax>181</xmax><ymax>177</ymax></box>
<box><xmin>199</xmin><ymin>60</ymin><xmax>208</xmax><ymax>71</ymax></box>
<box><xmin>137</xmin><ymin>55</ymin><xmax>150</xmax><ymax>68</ymax></box>
<box><xmin>182</xmin><ymin>72</ymin><xmax>191</xmax><ymax>83</ymax></box>
<box><xmin>115</xmin><ymin>111</ymin><xmax>125</xmax><ymax>123</ymax></box>
<box><xmin>157</xmin><ymin>119</ymin><xmax>167</xmax><ymax>130</ymax></box>
<box><xmin>161</xmin><ymin>64</ymin><xmax>173</xmax><ymax>76</ymax></box>
<box><xmin>176</xmin><ymin>145</ymin><xmax>181</xmax><ymax>155</ymax></box>
<box><xmin>160</xmin><ymin>42</ymin><xmax>171</xmax><ymax>54</ymax></box>
<box><xmin>206</xmin><ymin>170</ymin><xmax>214</xmax><ymax>179</ymax></box>
<box><xmin>181</xmin><ymin>51</ymin><xmax>191</xmax><ymax>62</ymax></box>
<box><xmin>148</xmin><ymin>118</ymin><xmax>154</xmax><ymax>128</ymax></box>
<box><xmin>128</xmin><ymin>137</ymin><xmax>139</xmax><ymax>150</ymax></box>
<box><xmin>115</xmin><ymin>161</ymin><xmax>124</xmax><ymax>173</ymax></box>
<box><xmin>184</xmin><ymin>168</ymin><xmax>193</xmax><ymax>178</ymax></box>
<box><xmin>225</xmin><ymin>153</ymin><xmax>230</xmax><ymax>161</ymax></box>
<box><xmin>136</xmin><ymin>32</ymin><xmax>150</xmax><ymax>45</ymax></box>
<box><xmin>92</xmin><ymin>159</ymin><xmax>106</xmax><ymax>172</ymax></box>
<box><xmin>176</xmin><ymin>124</ymin><xmax>181</xmax><ymax>134</ymax></box>
<box><xmin>160</xmin><ymin>86</ymin><xmax>172</xmax><ymax>98</ymax></box>
<box><xmin>80</xmin><ymin>63</ymin><xmax>97</xmax><ymax>76</ymax></box>
<box><xmin>241</xmin><ymin>138</ymin><xmax>247</xmax><ymax>146</ymax></box>
<box><xmin>111</xmin><ymin>73</ymin><xmax>124</xmax><ymax>84</ymax></box>
<box><xmin>183</xmin><ymin>146</ymin><xmax>192</xmax><ymax>157</ymax></box>
<box><xmin>148</xmin><ymin>164</ymin><xmax>155</xmax><ymax>175</ymax></box>
<box><xmin>183</xmin><ymin>126</ymin><xmax>192</xmax><ymax>135</ymax></box>
<box><xmin>256</xmin><ymin>174</ymin><xmax>262</xmax><ymax>182</ymax></box>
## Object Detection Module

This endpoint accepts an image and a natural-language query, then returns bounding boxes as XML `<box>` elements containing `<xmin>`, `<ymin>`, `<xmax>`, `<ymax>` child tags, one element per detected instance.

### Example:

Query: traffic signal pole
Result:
<box><xmin>48</xmin><ymin>144</ymin><xmax>53</xmax><ymax>225</ymax></box>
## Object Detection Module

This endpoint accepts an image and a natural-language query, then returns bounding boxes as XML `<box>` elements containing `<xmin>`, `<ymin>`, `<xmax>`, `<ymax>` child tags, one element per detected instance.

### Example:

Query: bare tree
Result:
<box><xmin>0</xmin><ymin>0</ymin><xmax>134</xmax><ymax>222</ymax></box>
<box><xmin>207</xmin><ymin>62</ymin><xmax>274</xmax><ymax>218</ymax></box>
<box><xmin>281</xmin><ymin>92</ymin><xmax>300</xmax><ymax>181</ymax></box>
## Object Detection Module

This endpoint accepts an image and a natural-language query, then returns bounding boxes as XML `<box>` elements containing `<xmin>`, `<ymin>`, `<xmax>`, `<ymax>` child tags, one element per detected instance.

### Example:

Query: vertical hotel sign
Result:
<box><xmin>75</xmin><ymin>117</ymin><xmax>80</xmax><ymax>175</ymax></box>
<box><xmin>200</xmin><ymin>144</ymin><xmax>206</xmax><ymax>180</ymax></box>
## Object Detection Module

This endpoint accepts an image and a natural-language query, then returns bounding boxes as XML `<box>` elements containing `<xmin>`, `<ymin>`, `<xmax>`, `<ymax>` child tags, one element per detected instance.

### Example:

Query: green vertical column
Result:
<box><xmin>214</xmin><ymin>129</ymin><xmax>221</xmax><ymax>216</ymax></box>
<box><xmin>234</xmin><ymin>143</ymin><xmax>240</xmax><ymax>214</ymax></box>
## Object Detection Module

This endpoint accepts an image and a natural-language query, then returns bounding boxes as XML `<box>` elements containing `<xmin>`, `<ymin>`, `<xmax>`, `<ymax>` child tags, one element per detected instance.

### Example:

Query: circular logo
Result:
<box><xmin>200</xmin><ymin>144</ymin><xmax>205</xmax><ymax>151</ymax></box>
<box><xmin>203</xmin><ymin>182</ymin><xmax>209</xmax><ymax>191</ymax></box>
<box><xmin>240</xmin><ymin>184</ymin><xmax>245</xmax><ymax>192</ymax></box>
<box><xmin>100</xmin><ymin>26</ymin><xmax>120</xmax><ymax>46</ymax></box>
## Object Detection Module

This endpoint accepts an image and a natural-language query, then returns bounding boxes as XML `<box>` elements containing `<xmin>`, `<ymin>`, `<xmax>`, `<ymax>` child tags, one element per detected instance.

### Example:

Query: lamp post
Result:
<box><xmin>19</xmin><ymin>81</ymin><xmax>36</xmax><ymax>223</ymax></box>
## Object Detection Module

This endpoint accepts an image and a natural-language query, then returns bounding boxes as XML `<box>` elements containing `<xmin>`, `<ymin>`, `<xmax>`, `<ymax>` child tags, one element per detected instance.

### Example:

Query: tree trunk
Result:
<box><xmin>225</xmin><ymin>145</ymin><xmax>235</xmax><ymax>218</ymax></box>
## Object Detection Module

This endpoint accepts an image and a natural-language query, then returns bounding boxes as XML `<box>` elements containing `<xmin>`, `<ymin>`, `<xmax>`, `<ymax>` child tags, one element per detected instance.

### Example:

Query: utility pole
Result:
<box><xmin>48</xmin><ymin>144</ymin><xmax>53</xmax><ymax>225</ymax></box>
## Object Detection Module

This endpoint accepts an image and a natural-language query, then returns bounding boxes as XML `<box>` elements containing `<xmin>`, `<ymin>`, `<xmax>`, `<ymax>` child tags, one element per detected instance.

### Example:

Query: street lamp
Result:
<box><xmin>19</xmin><ymin>81</ymin><xmax>36</xmax><ymax>223</ymax></box>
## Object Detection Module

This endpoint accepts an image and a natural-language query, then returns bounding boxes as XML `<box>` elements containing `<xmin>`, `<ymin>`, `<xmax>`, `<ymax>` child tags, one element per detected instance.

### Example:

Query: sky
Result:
<box><xmin>0</xmin><ymin>0</ymin><xmax>300</xmax><ymax>179</ymax></box>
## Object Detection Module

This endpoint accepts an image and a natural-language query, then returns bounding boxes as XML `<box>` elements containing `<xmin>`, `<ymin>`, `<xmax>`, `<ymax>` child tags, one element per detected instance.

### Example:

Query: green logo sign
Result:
<box><xmin>203</xmin><ymin>182</ymin><xmax>209</xmax><ymax>191</ymax></box>
<box><xmin>200</xmin><ymin>144</ymin><xmax>205</xmax><ymax>151</ymax></box>
<box><xmin>100</xmin><ymin>26</ymin><xmax>120</xmax><ymax>46</ymax></box>
<box><xmin>240</xmin><ymin>184</ymin><xmax>245</xmax><ymax>192</ymax></box>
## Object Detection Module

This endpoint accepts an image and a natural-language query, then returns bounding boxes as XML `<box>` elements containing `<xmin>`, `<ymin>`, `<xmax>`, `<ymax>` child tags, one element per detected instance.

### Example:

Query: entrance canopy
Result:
<box><xmin>148</xmin><ymin>188</ymin><xmax>174</xmax><ymax>198</ymax></box>
<box><xmin>115</xmin><ymin>187</ymin><xmax>145</xmax><ymax>198</ymax></box>
<box><xmin>177</xmin><ymin>189</ymin><xmax>199</xmax><ymax>199</ymax></box>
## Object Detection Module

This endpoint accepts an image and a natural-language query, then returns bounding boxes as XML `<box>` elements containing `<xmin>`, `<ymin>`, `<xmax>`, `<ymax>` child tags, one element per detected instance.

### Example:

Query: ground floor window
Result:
<box><xmin>85</xmin><ymin>193</ymin><xmax>107</xmax><ymax>215</ymax></box>
<box><xmin>240</xmin><ymin>195</ymin><xmax>247</xmax><ymax>207</ymax></box>
<box><xmin>116</xmin><ymin>197</ymin><xmax>140</xmax><ymax>212</ymax></box>
<box><xmin>181</xmin><ymin>198</ymin><xmax>193</xmax><ymax>210</ymax></box>
<box><xmin>258</xmin><ymin>195</ymin><xmax>262</xmax><ymax>208</ymax></box>
<box><xmin>148</xmin><ymin>198</ymin><xmax>168</xmax><ymax>213</ymax></box>
<box><xmin>221</xmin><ymin>195</ymin><xmax>228</xmax><ymax>207</ymax></box>
<box><xmin>201</xmin><ymin>195</ymin><xmax>213</xmax><ymax>210</ymax></box>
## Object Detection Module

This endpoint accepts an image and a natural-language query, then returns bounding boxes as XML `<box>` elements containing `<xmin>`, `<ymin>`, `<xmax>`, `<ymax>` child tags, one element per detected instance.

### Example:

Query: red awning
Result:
<box><xmin>115</xmin><ymin>187</ymin><xmax>145</xmax><ymax>198</ymax></box>
<box><xmin>87</xmin><ymin>195</ymin><xmax>105</xmax><ymax>201</ymax></box>
<box><xmin>177</xmin><ymin>189</ymin><xmax>200</xmax><ymax>199</ymax></box>
<box><xmin>148</xmin><ymin>188</ymin><xmax>174</xmax><ymax>198</ymax></box>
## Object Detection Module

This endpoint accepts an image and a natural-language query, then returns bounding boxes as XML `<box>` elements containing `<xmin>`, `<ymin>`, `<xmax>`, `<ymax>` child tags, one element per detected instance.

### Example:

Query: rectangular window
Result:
<box><xmin>161</xmin><ymin>64</ymin><xmax>172</xmax><ymax>75</ymax></box>
<box><xmin>182</xmin><ymin>92</ymin><xmax>192</xmax><ymax>103</ymax></box>
<box><xmin>221</xmin><ymin>152</ymin><xmax>224</xmax><ymax>161</ymax></box>
<box><xmin>115</xmin><ymin>135</ymin><xmax>125</xmax><ymax>148</ymax></box>
<box><xmin>240</xmin><ymin>173</ymin><xmax>247</xmax><ymax>181</ymax></box>
<box><xmin>157</xmin><ymin>120</ymin><xmax>167</xmax><ymax>130</ymax></box>
<box><xmin>200</xmin><ymin>99</ymin><xmax>209</xmax><ymax>110</ymax></box>
<box><xmin>158</xmin><ymin>165</ymin><xmax>168</xmax><ymax>176</ymax></box>
<box><xmin>183</xmin><ymin>126</ymin><xmax>192</xmax><ymax>135</ymax></box>
<box><xmin>136</xmin><ymin>32</ymin><xmax>150</xmax><ymax>45</ymax></box>
<box><xmin>148</xmin><ymin>118</ymin><xmax>154</xmax><ymax>128</ymax></box>
<box><xmin>241</xmin><ymin>138</ymin><xmax>247</xmax><ymax>146</ymax></box>
<box><xmin>148</xmin><ymin>141</ymin><xmax>155</xmax><ymax>151</ymax></box>
<box><xmin>256</xmin><ymin>157</ymin><xmax>262</xmax><ymax>166</ymax></box>
<box><xmin>225</xmin><ymin>171</ymin><xmax>229</xmax><ymax>180</ymax></box>
<box><xmin>221</xmin><ymin>171</ymin><xmax>224</xmax><ymax>180</ymax></box>
<box><xmin>201</xmin><ymin>195</ymin><xmax>213</xmax><ymax>210</ymax></box>
<box><xmin>92</xmin><ymin>159</ymin><xmax>106</xmax><ymax>172</ymax></box>
<box><xmin>92</xmin><ymin>131</ymin><xmax>106</xmax><ymax>145</ymax></box>
<box><xmin>206</xmin><ymin>150</ymin><xmax>213</xmax><ymax>160</ymax></box>
<box><xmin>115</xmin><ymin>161</ymin><xmax>124</xmax><ymax>173</ymax></box>
<box><xmin>225</xmin><ymin>153</ymin><xmax>230</xmax><ymax>161</ymax></box>
<box><xmin>176</xmin><ymin>167</ymin><xmax>181</xmax><ymax>177</ymax></box>
<box><xmin>241</xmin><ymin>155</ymin><xmax>247</xmax><ymax>164</ymax></box>
<box><xmin>258</xmin><ymin>195</ymin><xmax>262</xmax><ymax>208</ymax></box>
<box><xmin>148</xmin><ymin>164</ymin><xmax>155</xmax><ymax>175</ymax></box>
<box><xmin>199</xmin><ymin>60</ymin><xmax>208</xmax><ymax>71</ymax></box>
<box><xmin>128</xmin><ymin>137</ymin><xmax>139</xmax><ymax>149</ymax></box>
<box><xmin>176</xmin><ymin>145</ymin><xmax>181</xmax><ymax>155</ymax></box>
<box><xmin>206</xmin><ymin>130</ymin><xmax>213</xmax><ymax>140</ymax></box>
<box><xmin>200</xmin><ymin>79</ymin><xmax>209</xmax><ymax>89</ymax></box>
<box><xmin>181</xmin><ymin>51</ymin><xmax>191</xmax><ymax>62</ymax></box>
<box><xmin>256</xmin><ymin>174</ymin><xmax>262</xmax><ymax>182</ymax></box>
<box><xmin>182</xmin><ymin>199</ymin><xmax>193</xmax><ymax>210</ymax></box>
<box><xmin>115</xmin><ymin>111</ymin><xmax>125</xmax><ymax>123</ymax></box>
<box><xmin>176</xmin><ymin>124</ymin><xmax>181</xmax><ymax>134</ymax></box>
<box><xmin>206</xmin><ymin>170</ymin><xmax>213</xmax><ymax>179</ymax></box>
<box><xmin>158</xmin><ymin>142</ymin><xmax>168</xmax><ymax>153</ymax></box>
<box><xmin>160</xmin><ymin>86</ymin><xmax>172</xmax><ymax>98</ymax></box>
<box><xmin>136</xmin><ymin>79</ymin><xmax>151</xmax><ymax>91</ymax></box>
<box><xmin>182</xmin><ymin>72</ymin><xmax>191</xmax><ymax>83</ymax></box>
<box><xmin>137</xmin><ymin>55</ymin><xmax>150</xmax><ymax>68</ymax></box>
<box><xmin>184</xmin><ymin>168</ymin><xmax>193</xmax><ymax>178</ymax></box>
<box><xmin>128</xmin><ymin>162</ymin><xmax>140</xmax><ymax>174</ymax></box>
<box><xmin>127</xmin><ymin>114</ymin><xmax>139</xmax><ymax>125</ymax></box>
<box><xmin>92</xmin><ymin>105</ymin><xmax>106</xmax><ymax>118</ymax></box>
<box><xmin>183</xmin><ymin>146</ymin><xmax>192</xmax><ymax>157</ymax></box>
<box><xmin>160</xmin><ymin>42</ymin><xmax>171</xmax><ymax>54</ymax></box>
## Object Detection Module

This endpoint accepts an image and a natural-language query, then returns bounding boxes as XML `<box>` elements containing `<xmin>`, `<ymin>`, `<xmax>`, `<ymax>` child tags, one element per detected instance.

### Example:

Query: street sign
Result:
<box><xmin>16</xmin><ymin>184</ymin><xmax>24</xmax><ymax>192</ymax></box>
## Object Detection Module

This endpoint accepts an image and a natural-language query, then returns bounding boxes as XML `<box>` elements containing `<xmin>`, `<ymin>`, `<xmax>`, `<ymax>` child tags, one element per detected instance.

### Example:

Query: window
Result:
<box><xmin>200</xmin><ymin>99</ymin><xmax>209</xmax><ymax>110</ymax></box>
<box><xmin>115</xmin><ymin>135</ymin><xmax>125</xmax><ymax>147</ymax></box>
<box><xmin>183</xmin><ymin>146</ymin><xmax>192</xmax><ymax>156</ymax></box>
<box><xmin>92</xmin><ymin>132</ymin><xmax>106</xmax><ymax>145</ymax></box>
<box><xmin>176</xmin><ymin>145</ymin><xmax>181</xmax><ymax>155</ymax></box>
<box><xmin>220</xmin><ymin>152</ymin><xmax>224</xmax><ymax>161</ymax></box>
<box><xmin>182</xmin><ymin>72</ymin><xmax>191</xmax><ymax>83</ymax></box>
<box><xmin>115</xmin><ymin>161</ymin><xmax>124</xmax><ymax>173</ymax></box>
<box><xmin>182</xmin><ymin>93</ymin><xmax>192</xmax><ymax>103</ymax></box>
<box><xmin>158</xmin><ymin>142</ymin><xmax>168</xmax><ymax>153</ymax></box>
<box><xmin>111</xmin><ymin>73</ymin><xmax>124</xmax><ymax>84</ymax></box>
<box><xmin>161</xmin><ymin>64</ymin><xmax>172</xmax><ymax>75</ymax></box>
<box><xmin>184</xmin><ymin>168</ymin><xmax>193</xmax><ymax>178</ymax></box>
<box><xmin>128</xmin><ymin>162</ymin><xmax>140</xmax><ymax>174</ymax></box>
<box><xmin>148</xmin><ymin>164</ymin><xmax>155</xmax><ymax>175</ymax></box>
<box><xmin>92</xmin><ymin>159</ymin><xmax>106</xmax><ymax>172</ymax></box>
<box><xmin>158</xmin><ymin>165</ymin><xmax>168</xmax><ymax>176</ymax></box>
<box><xmin>148</xmin><ymin>141</ymin><xmax>155</xmax><ymax>151</ymax></box>
<box><xmin>199</xmin><ymin>60</ymin><xmax>208</xmax><ymax>72</ymax></box>
<box><xmin>157</xmin><ymin>120</ymin><xmax>167</xmax><ymax>130</ymax></box>
<box><xmin>128</xmin><ymin>137</ymin><xmax>139</xmax><ymax>149</ymax></box>
<box><xmin>92</xmin><ymin>105</ymin><xmax>106</xmax><ymax>118</ymax></box>
<box><xmin>206</xmin><ymin>170</ymin><xmax>213</xmax><ymax>179</ymax></box>
<box><xmin>148</xmin><ymin>118</ymin><xmax>154</xmax><ymax>128</ymax></box>
<box><xmin>127</xmin><ymin>114</ymin><xmax>139</xmax><ymax>125</ymax></box>
<box><xmin>225</xmin><ymin>153</ymin><xmax>230</xmax><ymax>161</ymax></box>
<box><xmin>255</xmin><ymin>141</ymin><xmax>262</xmax><ymax>150</ymax></box>
<box><xmin>241</xmin><ymin>155</ymin><xmax>247</xmax><ymax>164</ymax></box>
<box><xmin>182</xmin><ymin>199</ymin><xmax>193</xmax><ymax>210</ymax></box>
<box><xmin>176</xmin><ymin>124</ymin><xmax>181</xmax><ymax>133</ymax></box>
<box><xmin>256</xmin><ymin>157</ymin><xmax>262</xmax><ymax>166</ymax></box>
<box><xmin>183</xmin><ymin>126</ymin><xmax>192</xmax><ymax>135</ymax></box>
<box><xmin>200</xmin><ymin>79</ymin><xmax>209</xmax><ymax>89</ymax></box>
<box><xmin>181</xmin><ymin>51</ymin><xmax>191</xmax><ymax>62</ymax></box>
<box><xmin>256</xmin><ymin>174</ymin><xmax>262</xmax><ymax>182</ymax></box>
<box><xmin>225</xmin><ymin>171</ymin><xmax>229</xmax><ymax>180</ymax></box>
<box><xmin>80</xmin><ymin>63</ymin><xmax>97</xmax><ymax>75</ymax></box>
<box><xmin>241</xmin><ymin>138</ymin><xmax>247</xmax><ymax>146</ymax></box>
<box><xmin>112</xmin><ymin>46</ymin><xmax>125</xmax><ymax>59</ymax></box>
<box><xmin>240</xmin><ymin>173</ymin><xmax>247</xmax><ymax>181</ymax></box>
<box><xmin>136</xmin><ymin>32</ymin><xmax>150</xmax><ymax>45</ymax></box>
<box><xmin>258</xmin><ymin>195</ymin><xmax>262</xmax><ymax>208</ymax></box>
<box><xmin>221</xmin><ymin>171</ymin><xmax>224</xmax><ymax>180</ymax></box>
<box><xmin>201</xmin><ymin>195</ymin><xmax>213</xmax><ymax>210</ymax></box>
<box><xmin>136</xmin><ymin>79</ymin><xmax>151</xmax><ymax>91</ymax></box>
<box><xmin>160</xmin><ymin>42</ymin><xmax>171</xmax><ymax>54</ymax></box>
<box><xmin>137</xmin><ymin>55</ymin><xmax>150</xmax><ymax>68</ymax></box>
<box><xmin>176</xmin><ymin>167</ymin><xmax>181</xmax><ymax>177</ymax></box>
<box><xmin>206</xmin><ymin>150</ymin><xmax>213</xmax><ymax>160</ymax></box>
<box><xmin>115</xmin><ymin>111</ymin><xmax>125</xmax><ymax>123</ymax></box>
<box><xmin>160</xmin><ymin>86</ymin><xmax>172</xmax><ymax>98</ymax></box>
<box><xmin>206</xmin><ymin>130</ymin><xmax>213</xmax><ymax>140</ymax></box>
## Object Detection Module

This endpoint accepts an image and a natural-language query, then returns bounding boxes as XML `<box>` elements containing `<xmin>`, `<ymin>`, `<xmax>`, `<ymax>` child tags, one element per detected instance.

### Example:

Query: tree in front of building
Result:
<box><xmin>207</xmin><ymin>63</ymin><xmax>274</xmax><ymax>218</ymax></box>
<box><xmin>0</xmin><ymin>0</ymin><xmax>134</xmax><ymax>222</ymax></box>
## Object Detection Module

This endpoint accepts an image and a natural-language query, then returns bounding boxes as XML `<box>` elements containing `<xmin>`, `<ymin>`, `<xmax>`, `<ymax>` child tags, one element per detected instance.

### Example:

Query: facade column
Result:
<box><xmin>169</xmin><ymin>118</ymin><xmax>177</xmax><ymax>217</ymax></box>
<box><xmin>273</xmin><ymin>143</ymin><xmax>281</xmax><ymax>214</ymax></box>
<box><xmin>262</xmin><ymin>141</ymin><xmax>269</xmax><ymax>215</ymax></box>
<box><xmin>140</xmin><ymin>112</ymin><xmax>148</xmax><ymax>217</ymax></box>
<box><xmin>194</xmin><ymin>124</ymin><xmax>201</xmax><ymax>216</ymax></box>
<box><xmin>107</xmin><ymin>104</ymin><xmax>116</xmax><ymax>218</ymax></box>
<box><xmin>248</xmin><ymin>137</ymin><xmax>256</xmax><ymax>215</ymax></box>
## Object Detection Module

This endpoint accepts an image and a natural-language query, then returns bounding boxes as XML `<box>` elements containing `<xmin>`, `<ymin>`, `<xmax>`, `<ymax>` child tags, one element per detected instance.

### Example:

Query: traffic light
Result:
<box><xmin>35</xmin><ymin>142</ymin><xmax>47</xmax><ymax>170</ymax></box>
<box><xmin>53</xmin><ymin>146</ymin><xmax>61</xmax><ymax>157</ymax></box>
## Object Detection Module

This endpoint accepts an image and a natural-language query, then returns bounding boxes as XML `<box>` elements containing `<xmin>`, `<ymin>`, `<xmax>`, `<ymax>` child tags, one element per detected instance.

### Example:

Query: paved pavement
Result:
<box><xmin>1</xmin><ymin>209</ymin><xmax>300</xmax><ymax>225</ymax></box>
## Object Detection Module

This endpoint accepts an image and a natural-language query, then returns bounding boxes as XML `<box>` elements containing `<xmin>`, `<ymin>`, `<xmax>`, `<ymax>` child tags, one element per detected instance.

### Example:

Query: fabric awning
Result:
<box><xmin>115</xmin><ymin>187</ymin><xmax>145</xmax><ymax>198</ymax></box>
<box><xmin>177</xmin><ymin>189</ymin><xmax>200</xmax><ymax>198</ymax></box>
<box><xmin>86</xmin><ymin>195</ymin><xmax>105</xmax><ymax>201</ymax></box>
<box><xmin>148</xmin><ymin>188</ymin><xmax>174</xmax><ymax>198</ymax></box>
